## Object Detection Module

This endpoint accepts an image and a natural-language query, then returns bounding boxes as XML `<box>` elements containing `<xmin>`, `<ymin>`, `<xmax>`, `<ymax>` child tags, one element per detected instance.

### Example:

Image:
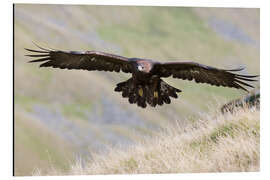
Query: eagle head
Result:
<box><xmin>136</xmin><ymin>60</ymin><xmax>152</xmax><ymax>73</ymax></box>
<box><xmin>137</xmin><ymin>65</ymin><xmax>144</xmax><ymax>71</ymax></box>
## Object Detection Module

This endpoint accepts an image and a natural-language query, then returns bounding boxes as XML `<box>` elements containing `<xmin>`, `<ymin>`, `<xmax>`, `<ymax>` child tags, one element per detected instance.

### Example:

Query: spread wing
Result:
<box><xmin>25</xmin><ymin>46</ymin><xmax>133</xmax><ymax>73</ymax></box>
<box><xmin>154</xmin><ymin>61</ymin><xmax>258</xmax><ymax>91</ymax></box>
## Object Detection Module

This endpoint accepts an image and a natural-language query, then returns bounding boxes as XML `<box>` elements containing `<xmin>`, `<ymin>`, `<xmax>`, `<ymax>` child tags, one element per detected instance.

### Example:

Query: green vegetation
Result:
<box><xmin>98</xmin><ymin>7</ymin><xmax>237</xmax><ymax>61</ymax></box>
<box><xmin>62</xmin><ymin>102</ymin><xmax>92</xmax><ymax>120</ymax></box>
<box><xmin>15</xmin><ymin>113</ymin><xmax>73</xmax><ymax>175</ymax></box>
<box><xmin>210</xmin><ymin>123</ymin><xmax>237</xmax><ymax>143</ymax></box>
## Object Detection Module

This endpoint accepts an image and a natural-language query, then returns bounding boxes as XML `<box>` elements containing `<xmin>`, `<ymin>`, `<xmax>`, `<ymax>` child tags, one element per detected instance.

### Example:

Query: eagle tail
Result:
<box><xmin>154</xmin><ymin>79</ymin><xmax>182</xmax><ymax>106</ymax></box>
<box><xmin>114</xmin><ymin>78</ymin><xmax>143</xmax><ymax>106</ymax></box>
<box><xmin>114</xmin><ymin>78</ymin><xmax>181</xmax><ymax>108</ymax></box>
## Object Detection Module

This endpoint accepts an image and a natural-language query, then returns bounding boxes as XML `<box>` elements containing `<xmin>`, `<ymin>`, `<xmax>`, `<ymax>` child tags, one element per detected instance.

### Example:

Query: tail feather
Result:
<box><xmin>114</xmin><ymin>78</ymin><xmax>181</xmax><ymax>108</ymax></box>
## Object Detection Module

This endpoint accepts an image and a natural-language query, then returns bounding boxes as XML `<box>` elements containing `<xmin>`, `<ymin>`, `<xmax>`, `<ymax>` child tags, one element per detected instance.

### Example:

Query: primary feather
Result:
<box><xmin>155</xmin><ymin>62</ymin><xmax>258</xmax><ymax>91</ymax></box>
<box><xmin>26</xmin><ymin>47</ymin><xmax>133</xmax><ymax>73</ymax></box>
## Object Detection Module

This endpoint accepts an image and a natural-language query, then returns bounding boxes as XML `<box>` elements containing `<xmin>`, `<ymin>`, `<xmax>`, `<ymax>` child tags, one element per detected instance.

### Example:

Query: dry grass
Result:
<box><xmin>36</xmin><ymin>107</ymin><xmax>259</xmax><ymax>175</ymax></box>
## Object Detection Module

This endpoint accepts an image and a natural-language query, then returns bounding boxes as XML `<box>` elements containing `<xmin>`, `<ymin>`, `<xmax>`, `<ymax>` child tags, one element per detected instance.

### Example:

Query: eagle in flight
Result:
<box><xmin>25</xmin><ymin>45</ymin><xmax>258</xmax><ymax>108</ymax></box>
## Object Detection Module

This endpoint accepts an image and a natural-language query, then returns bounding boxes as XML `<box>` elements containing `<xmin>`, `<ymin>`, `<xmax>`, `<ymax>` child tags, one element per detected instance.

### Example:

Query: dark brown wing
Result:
<box><xmin>25</xmin><ymin>46</ymin><xmax>133</xmax><ymax>73</ymax></box>
<box><xmin>154</xmin><ymin>61</ymin><xmax>258</xmax><ymax>91</ymax></box>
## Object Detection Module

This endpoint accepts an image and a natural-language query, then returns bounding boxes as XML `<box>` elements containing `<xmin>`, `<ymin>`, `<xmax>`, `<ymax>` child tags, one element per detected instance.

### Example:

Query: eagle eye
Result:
<box><xmin>138</xmin><ymin>65</ymin><xmax>144</xmax><ymax>71</ymax></box>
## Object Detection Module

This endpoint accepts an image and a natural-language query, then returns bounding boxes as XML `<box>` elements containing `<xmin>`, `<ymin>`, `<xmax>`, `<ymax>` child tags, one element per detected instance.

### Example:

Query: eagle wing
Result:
<box><xmin>25</xmin><ymin>46</ymin><xmax>133</xmax><ymax>73</ymax></box>
<box><xmin>154</xmin><ymin>61</ymin><xmax>258</xmax><ymax>91</ymax></box>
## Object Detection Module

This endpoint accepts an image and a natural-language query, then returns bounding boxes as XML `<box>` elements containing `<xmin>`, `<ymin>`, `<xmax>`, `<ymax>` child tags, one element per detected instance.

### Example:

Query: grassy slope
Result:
<box><xmin>14</xmin><ymin>4</ymin><xmax>260</xmax><ymax>175</ymax></box>
<box><xmin>37</xmin><ymin>107</ymin><xmax>260</xmax><ymax>175</ymax></box>
<box><xmin>15</xmin><ymin>106</ymin><xmax>74</xmax><ymax>175</ymax></box>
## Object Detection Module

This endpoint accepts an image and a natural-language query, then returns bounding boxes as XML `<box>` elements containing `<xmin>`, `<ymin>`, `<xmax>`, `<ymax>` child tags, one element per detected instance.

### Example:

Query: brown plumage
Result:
<box><xmin>25</xmin><ymin>45</ymin><xmax>258</xmax><ymax>108</ymax></box>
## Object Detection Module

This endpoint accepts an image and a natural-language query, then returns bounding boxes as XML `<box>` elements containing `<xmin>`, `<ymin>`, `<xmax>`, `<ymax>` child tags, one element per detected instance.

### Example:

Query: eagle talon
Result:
<box><xmin>154</xmin><ymin>91</ymin><xmax>158</xmax><ymax>98</ymax></box>
<box><xmin>138</xmin><ymin>88</ymin><xmax>143</xmax><ymax>97</ymax></box>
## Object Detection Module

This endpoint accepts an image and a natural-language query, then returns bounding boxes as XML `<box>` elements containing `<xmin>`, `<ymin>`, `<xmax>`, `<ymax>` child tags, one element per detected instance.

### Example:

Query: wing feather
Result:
<box><xmin>25</xmin><ymin>46</ymin><xmax>133</xmax><ymax>73</ymax></box>
<box><xmin>154</xmin><ymin>61</ymin><xmax>258</xmax><ymax>91</ymax></box>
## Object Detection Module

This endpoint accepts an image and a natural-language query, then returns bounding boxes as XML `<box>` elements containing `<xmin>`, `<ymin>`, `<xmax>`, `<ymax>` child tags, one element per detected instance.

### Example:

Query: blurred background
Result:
<box><xmin>14</xmin><ymin>4</ymin><xmax>259</xmax><ymax>175</ymax></box>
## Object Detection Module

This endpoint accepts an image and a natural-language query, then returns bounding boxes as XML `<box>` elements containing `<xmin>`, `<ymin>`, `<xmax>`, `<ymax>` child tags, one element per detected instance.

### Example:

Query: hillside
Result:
<box><xmin>34</xmin><ymin>107</ymin><xmax>260</xmax><ymax>175</ymax></box>
<box><xmin>14</xmin><ymin>4</ymin><xmax>259</xmax><ymax>175</ymax></box>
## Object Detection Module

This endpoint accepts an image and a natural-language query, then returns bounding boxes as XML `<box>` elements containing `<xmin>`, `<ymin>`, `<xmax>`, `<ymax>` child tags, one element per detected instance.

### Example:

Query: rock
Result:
<box><xmin>221</xmin><ymin>89</ymin><xmax>260</xmax><ymax>113</ymax></box>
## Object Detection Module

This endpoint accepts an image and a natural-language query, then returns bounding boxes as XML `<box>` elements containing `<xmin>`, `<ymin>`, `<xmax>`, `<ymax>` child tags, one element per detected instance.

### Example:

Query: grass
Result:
<box><xmin>33</xmin><ymin>106</ymin><xmax>259</xmax><ymax>175</ymax></box>
<box><xmin>61</xmin><ymin>102</ymin><xmax>92</xmax><ymax>120</ymax></box>
<box><xmin>14</xmin><ymin>110</ymin><xmax>74</xmax><ymax>176</ymax></box>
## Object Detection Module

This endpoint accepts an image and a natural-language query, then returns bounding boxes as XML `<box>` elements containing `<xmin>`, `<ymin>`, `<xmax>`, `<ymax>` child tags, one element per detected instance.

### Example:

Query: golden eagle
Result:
<box><xmin>25</xmin><ymin>45</ymin><xmax>258</xmax><ymax>108</ymax></box>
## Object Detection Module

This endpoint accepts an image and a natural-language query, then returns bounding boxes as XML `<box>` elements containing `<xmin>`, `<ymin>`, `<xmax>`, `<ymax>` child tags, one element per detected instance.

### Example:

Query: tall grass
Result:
<box><xmin>35</xmin><ymin>107</ymin><xmax>259</xmax><ymax>175</ymax></box>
